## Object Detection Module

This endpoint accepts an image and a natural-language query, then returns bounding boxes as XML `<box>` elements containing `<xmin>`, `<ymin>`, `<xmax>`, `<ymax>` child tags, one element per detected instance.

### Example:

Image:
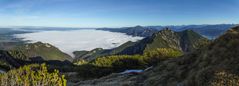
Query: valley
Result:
<box><xmin>0</xmin><ymin>24</ymin><xmax>238</xmax><ymax>86</ymax></box>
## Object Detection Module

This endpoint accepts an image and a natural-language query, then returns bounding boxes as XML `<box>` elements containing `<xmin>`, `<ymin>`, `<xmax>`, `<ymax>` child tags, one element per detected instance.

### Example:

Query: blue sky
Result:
<box><xmin>0</xmin><ymin>0</ymin><xmax>238</xmax><ymax>27</ymax></box>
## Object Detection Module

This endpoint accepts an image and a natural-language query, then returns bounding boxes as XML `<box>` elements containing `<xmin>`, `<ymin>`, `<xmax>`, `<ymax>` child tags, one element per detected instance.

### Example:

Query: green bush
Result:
<box><xmin>92</xmin><ymin>55</ymin><xmax>145</xmax><ymax>68</ymax></box>
<box><xmin>0</xmin><ymin>64</ymin><xmax>66</xmax><ymax>86</ymax></box>
<box><xmin>74</xmin><ymin>59</ymin><xmax>88</xmax><ymax>65</ymax></box>
<box><xmin>90</xmin><ymin>48</ymin><xmax>182</xmax><ymax>70</ymax></box>
<box><xmin>72</xmin><ymin>55</ymin><xmax>147</xmax><ymax>78</ymax></box>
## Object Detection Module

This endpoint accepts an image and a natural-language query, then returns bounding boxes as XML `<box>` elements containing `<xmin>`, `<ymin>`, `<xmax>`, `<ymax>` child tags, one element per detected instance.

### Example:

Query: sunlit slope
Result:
<box><xmin>11</xmin><ymin>42</ymin><xmax>72</xmax><ymax>61</ymax></box>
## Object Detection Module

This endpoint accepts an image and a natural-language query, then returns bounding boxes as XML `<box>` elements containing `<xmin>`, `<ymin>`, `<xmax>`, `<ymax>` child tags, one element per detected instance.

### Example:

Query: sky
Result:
<box><xmin>0</xmin><ymin>0</ymin><xmax>238</xmax><ymax>27</ymax></box>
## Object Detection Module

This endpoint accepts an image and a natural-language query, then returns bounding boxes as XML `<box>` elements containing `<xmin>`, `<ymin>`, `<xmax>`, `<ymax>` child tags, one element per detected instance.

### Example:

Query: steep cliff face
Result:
<box><xmin>75</xmin><ymin>26</ymin><xmax>239</xmax><ymax>86</ymax></box>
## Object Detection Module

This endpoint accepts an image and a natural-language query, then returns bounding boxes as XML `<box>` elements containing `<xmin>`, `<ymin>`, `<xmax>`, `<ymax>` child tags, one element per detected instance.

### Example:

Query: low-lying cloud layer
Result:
<box><xmin>14</xmin><ymin>29</ymin><xmax>143</xmax><ymax>56</ymax></box>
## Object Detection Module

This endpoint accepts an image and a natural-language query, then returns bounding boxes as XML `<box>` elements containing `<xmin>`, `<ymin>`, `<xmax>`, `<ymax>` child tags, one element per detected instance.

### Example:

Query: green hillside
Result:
<box><xmin>74</xmin><ymin>41</ymin><xmax>137</xmax><ymax>61</ymax></box>
<box><xmin>119</xmin><ymin>28</ymin><xmax>209</xmax><ymax>55</ymax></box>
<box><xmin>73</xmin><ymin>48</ymin><xmax>106</xmax><ymax>61</ymax></box>
<box><xmin>144</xmin><ymin>28</ymin><xmax>182</xmax><ymax>52</ymax></box>
<box><xmin>178</xmin><ymin>29</ymin><xmax>209</xmax><ymax>52</ymax></box>
<box><xmin>11</xmin><ymin>42</ymin><xmax>72</xmax><ymax>62</ymax></box>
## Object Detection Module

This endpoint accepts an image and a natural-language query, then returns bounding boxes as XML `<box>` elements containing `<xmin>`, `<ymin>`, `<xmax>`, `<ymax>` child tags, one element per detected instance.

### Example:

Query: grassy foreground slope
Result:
<box><xmin>0</xmin><ymin>64</ymin><xmax>66</xmax><ymax>86</ymax></box>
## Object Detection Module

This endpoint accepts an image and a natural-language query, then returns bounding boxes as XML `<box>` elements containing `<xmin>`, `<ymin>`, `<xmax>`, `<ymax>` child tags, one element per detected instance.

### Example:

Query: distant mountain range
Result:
<box><xmin>98</xmin><ymin>26</ymin><xmax>158</xmax><ymax>37</ymax></box>
<box><xmin>98</xmin><ymin>24</ymin><xmax>236</xmax><ymax>39</ymax></box>
<box><xmin>0</xmin><ymin>28</ymin><xmax>28</xmax><ymax>50</ymax></box>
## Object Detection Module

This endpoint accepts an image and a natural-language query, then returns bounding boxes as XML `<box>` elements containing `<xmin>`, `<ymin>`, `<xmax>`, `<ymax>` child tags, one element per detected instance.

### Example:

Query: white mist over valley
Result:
<box><xmin>14</xmin><ymin>29</ymin><xmax>143</xmax><ymax>56</ymax></box>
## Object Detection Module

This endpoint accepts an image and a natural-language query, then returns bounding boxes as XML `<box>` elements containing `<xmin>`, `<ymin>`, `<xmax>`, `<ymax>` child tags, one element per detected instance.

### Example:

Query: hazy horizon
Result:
<box><xmin>0</xmin><ymin>0</ymin><xmax>238</xmax><ymax>27</ymax></box>
<box><xmin>0</xmin><ymin>23</ymin><xmax>237</xmax><ymax>29</ymax></box>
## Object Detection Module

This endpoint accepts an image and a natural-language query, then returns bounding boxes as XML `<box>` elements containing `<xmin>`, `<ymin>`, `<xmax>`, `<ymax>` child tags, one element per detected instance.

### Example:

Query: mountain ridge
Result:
<box><xmin>76</xmin><ymin>25</ymin><xmax>239</xmax><ymax>86</ymax></box>
<box><xmin>73</xmin><ymin>28</ymin><xmax>209</xmax><ymax>62</ymax></box>
<box><xmin>118</xmin><ymin>28</ymin><xmax>209</xmax><ymax>55</ymax></box>
<box><xmin>98</xmin><ymin>24</ymin><xmax>236</xmax><ymax>39</ymax></box>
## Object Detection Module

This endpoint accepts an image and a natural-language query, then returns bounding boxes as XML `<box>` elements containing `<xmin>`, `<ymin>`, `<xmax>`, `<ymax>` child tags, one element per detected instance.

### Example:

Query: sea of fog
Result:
<box><xmin>14</xmin><ymin>29</ymin><xmax>143</xmax><ymax>57</ymax></box>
